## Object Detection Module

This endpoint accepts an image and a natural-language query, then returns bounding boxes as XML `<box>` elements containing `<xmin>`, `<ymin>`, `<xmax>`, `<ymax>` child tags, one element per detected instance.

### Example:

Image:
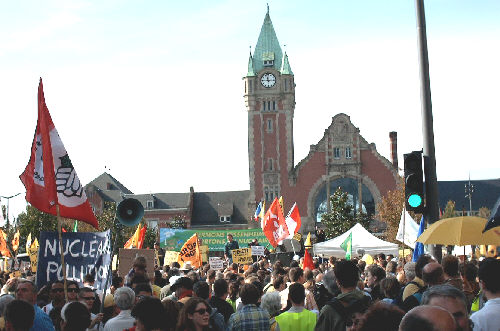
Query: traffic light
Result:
<box><xmin>404</xmin><ymin>151</ymin><xmax>424</xmax><ymax>213</ymax></box>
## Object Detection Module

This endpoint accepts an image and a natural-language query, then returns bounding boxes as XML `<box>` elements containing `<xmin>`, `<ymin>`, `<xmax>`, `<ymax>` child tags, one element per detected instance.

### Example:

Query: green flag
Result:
<box><xmin>340</xmin><ymin>232</ymin><xmax>352</xmax><ymax>260</ymax></box>
<box><xmin>73</xmin><ymin>220</ymin><xmax>78</xmax><ymax>232</ymax></box>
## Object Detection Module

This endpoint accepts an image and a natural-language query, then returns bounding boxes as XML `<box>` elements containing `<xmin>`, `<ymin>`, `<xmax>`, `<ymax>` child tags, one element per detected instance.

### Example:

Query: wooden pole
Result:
<box><xmin>56</xmin><ymin>205</ymin><xmax>68</xmax><ymax>302</ymax></box>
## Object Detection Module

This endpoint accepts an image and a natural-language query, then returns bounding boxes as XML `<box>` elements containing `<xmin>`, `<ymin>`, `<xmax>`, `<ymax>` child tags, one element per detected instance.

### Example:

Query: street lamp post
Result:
<box><xmin>0</xmin><ymin>193</ymin><xmax>21</xmax><ymax>227</ymax></box>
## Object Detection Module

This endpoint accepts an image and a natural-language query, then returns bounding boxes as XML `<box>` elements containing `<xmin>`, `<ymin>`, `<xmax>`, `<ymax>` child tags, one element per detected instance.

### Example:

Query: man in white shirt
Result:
<box><xmin>103</xmin><ymin>287</ymin><xmax>135</xmax><ymax>331</ymax></box>
<box><xmin>471</xmin><ymin>258</ymin><xmax>500</xmax><ymax>331</ymax></box>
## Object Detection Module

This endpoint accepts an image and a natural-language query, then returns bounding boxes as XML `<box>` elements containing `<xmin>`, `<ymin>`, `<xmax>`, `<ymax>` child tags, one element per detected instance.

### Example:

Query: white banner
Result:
<box><xmin>396</xmin><ymin>210</ymin><xmax>419</xmax><ymax>248</ymax></box>
<box><xmin>209</xmin><ymin>257</ymin><xmax>224</xmax><ymax>270</ymax></box>
<box><xmin>251</xmin><ymin>245</ymin><xmax>265</xmax><ymax>256</ymax></box>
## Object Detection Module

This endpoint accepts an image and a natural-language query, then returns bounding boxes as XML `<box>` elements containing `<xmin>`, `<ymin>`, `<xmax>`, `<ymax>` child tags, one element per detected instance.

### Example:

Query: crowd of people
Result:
<box><xmin>0</xmin><ymin>239</ymin><xmax>498</xmax><ymax>331</ymax></box>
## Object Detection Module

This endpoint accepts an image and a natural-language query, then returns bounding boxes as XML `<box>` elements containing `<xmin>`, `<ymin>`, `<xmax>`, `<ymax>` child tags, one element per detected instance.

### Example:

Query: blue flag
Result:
<box><xmin>254</xmin><ymin>202</ymin><xmax>262</xmax><ymax>221</ymax></box>
<box><xmin>412</xmin><ymin>216</ymin><xmax>425</xmax><ymax>262</ymax></box>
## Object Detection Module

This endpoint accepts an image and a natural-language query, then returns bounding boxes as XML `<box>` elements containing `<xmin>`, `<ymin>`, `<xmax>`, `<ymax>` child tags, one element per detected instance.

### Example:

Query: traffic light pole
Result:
<box><xmin>415</xmin><ymin>0</ymin><xmax>441</xmax><ymax>261</ymax></box>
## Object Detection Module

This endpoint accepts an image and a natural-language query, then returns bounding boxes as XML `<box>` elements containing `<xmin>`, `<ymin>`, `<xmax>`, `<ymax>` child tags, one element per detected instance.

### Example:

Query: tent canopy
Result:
<box><xmin>314</xmin><ymin>223</ymin><xmax>398</xmax><ymax>258</ymax></box>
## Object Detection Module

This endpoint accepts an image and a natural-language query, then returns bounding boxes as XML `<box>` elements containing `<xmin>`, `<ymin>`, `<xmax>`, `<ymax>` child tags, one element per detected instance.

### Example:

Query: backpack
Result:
<box><xmin>399</xmin><ymin>281</ymin><xmax>427</xmax><ymax>312</ymax></box>
<box><xmin>326</xmin><ymin>295</ymin><xmax>371</xmax><ymax>328</ymax></box>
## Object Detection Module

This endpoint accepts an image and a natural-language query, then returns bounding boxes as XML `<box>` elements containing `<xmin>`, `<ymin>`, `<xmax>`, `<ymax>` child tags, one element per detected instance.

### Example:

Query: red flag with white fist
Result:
<box><xmin>20</xmin><ymin>78</ymin><xmax>98</xmax><ymax>228</ymax></box>
<box><xmin>262</xmin><ymin>197</ymin><xmax>289</xmax><ymax>248</ymax></box>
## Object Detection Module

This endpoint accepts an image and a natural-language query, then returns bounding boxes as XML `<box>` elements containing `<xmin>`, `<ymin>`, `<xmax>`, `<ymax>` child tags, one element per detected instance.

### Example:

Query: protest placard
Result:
<box><xmin>37</xmin><ymin>231</ymin><xmax>111</xmax><ymax>290</ymax></box>
<box><xmin>209</xmin><ymin>257</ymin><xmax>224</xmax><ymax>270</ymax></box>
<box><xmin>251</xmin><ymin>246</ymin><xmax>265</xmax><ymax>256</ymax></box>
<box><xmin>118</xmin><ymin>249</ymin><xmax>155</xmax><ymax>280</ymax></box>
<box><xmin>232</xmin><ymin>248</ymin><xmax>253</xmax><ymax>264</ymax></box>
<box><xmin>163</xmin><ymin>251</ymin><xmax>180</xmax><ymax>267</ymax></box>
<box><xmin>293</xmin><ymin>233</ymin><xmax>302</xmax><ymax>242</ymax></box>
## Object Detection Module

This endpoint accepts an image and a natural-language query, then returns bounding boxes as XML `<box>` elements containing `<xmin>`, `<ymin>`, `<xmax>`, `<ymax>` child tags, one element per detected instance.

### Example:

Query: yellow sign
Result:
<box><xmin>164</xmin><ymin>251</ymin><xmax>180</xmax><ymax>266</ymax></box>
<box><xmin>231</xmin><ymin>248</ymin><xmax>253</xmax><ymax>264</ymax></box>
<box><xmin>28</xmin><ymin>239</ymin><xmax>39</xmax><ymax>273</ymax></box>
<box><xmin>201</xmin><ymin>245</ymin><xmax>209</xmax><ymax>262</ymax></box>
<box><xmin>293</xmin><ymin>233</ymin><xmax>302</xmax><ymax>241</ymax></box>
<box><xmin>112</xmin><ymin>255</ymin><xmax>118</xmax><ymax>271</ymax></box>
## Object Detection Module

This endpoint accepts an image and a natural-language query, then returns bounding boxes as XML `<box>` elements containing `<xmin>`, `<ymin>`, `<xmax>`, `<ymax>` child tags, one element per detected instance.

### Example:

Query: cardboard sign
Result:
<box><xmin>231</xmin><ymin>248</ymin><xmax>253</xmax><ymax>264</ymax></box>
<box><xmin>118</xmin><ymin>248</ymin><xmax>155</xmax><ymax>280</ymax></box>
<box><xmin>164</xmin><ymin>251</ymin><xmax>180</xmax><ymax>267</ymax></box>
<box><xmin>251</xmin><ymin>246</ymin><xmax>265</xmax><ymax>256</ymax></box>
<box><xmin>37</xmin><ymin>231</ymin><xmax>111</xmax><ymax>290</ymax></box>
<box><xmin>209</xmin><ymin>257</ymin><xmax>224</xmax><ymax>270</ymax></box>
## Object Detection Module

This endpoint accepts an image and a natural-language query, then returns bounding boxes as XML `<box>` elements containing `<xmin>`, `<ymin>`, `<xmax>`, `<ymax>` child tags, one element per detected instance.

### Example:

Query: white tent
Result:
<box><xmin>313</xmin><ymin>223</ymin><xmax>399</xmax><ymax>258</ymax></box>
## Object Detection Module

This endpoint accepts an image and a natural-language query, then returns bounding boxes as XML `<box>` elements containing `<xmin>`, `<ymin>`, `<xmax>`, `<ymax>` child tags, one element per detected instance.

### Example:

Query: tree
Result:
<box><xmin>442</xmin><ymin>200</ymin><xmax>456</xmax><ymax>219</ymax></box>
<box><xmin>321</xmin><ymin>187</ymin><xmax>371</xmax><ymax>239</ymax></box>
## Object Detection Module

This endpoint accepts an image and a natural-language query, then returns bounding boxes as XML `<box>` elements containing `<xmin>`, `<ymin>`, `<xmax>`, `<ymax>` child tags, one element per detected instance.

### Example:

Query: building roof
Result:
<box><xmin>191</xmin><ymin>190</ymin><xmax>250</xmax><ymax>225</ymax></box>
<box><xmin>252</xmin><ymin>7</ymin><xmax>283</xmax><ymax>74</ymax></box>
<box><xmin>127</xmin><ymin>192</ymin><xmax>191</xmax><ymax>210</ymax></box>
<box><xmin>247</xmin><ymin>51</ymin><xmax>256</xmax><ymax>77</ymax></box>
<box><xmin>85</xmin><ymin>172</ymin><xmax>133</xmax><ymax>194</ymax></box>
<box><xmin>438</xmin><ymin>178</ymin><xmax>500</xmax><ymax>211</ymax></box>
<box><xmin>281</xmin><ymin>52</ymin><xmax>293</xmax><ymax>75</ymax></box>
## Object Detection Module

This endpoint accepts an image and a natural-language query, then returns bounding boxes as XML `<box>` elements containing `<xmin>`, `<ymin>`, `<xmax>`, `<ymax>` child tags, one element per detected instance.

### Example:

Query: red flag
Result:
<box><xmin>137</xmin><ymin>224</ymin><xmax>147</xmax><ymax>249</ymax></box>
<box><xmin>262</xmin><ymin>198</ymin><xmax>289</xmax><ymax>247</ymax></box>
<box><xmin>61</xmin><ymin>228</ymin><xmax>67</xmax><ymax>233</ymax></box>
<box><xmin>303</xmin><ymin>249</ymin><xmax>314</xmax><ymax>271</ymax></box>
<box><xmin>20</xmin><ymin>79</ymin><xmax>98</xmax><ymax>228</ymax></box>
<box><xmin>285</xmin><ymin>202</ymin><xmax>301</xmax><ymax>239</ymax></box>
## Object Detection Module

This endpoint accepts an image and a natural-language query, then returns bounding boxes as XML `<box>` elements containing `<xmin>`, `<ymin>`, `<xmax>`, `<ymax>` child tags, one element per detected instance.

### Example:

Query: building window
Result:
<box><xmin>268</xmin><ymin>158</ymin><xmax>273</xmax><ymax>171</ymax></box>
<box><xmin>249</xmin><ymin>80</ymin><xmax>253</xmax><ymax>93</ymax></box>
<box><xmin>346</xmin><ymin>147</ymin><xmax>352</xmax><ymax>159</ymax></box>
<box><xmin>267</xmin><ymin>101</ymin><xmax>271</xmax><ymax>111</ymax></box>
<box><xmin>272</xmin><ymin>101</ymin><xmax>276</xmax><ymax>110</ymax></box>
<box><xmin>219</xmin><ymin>216</ymin><xmax>231</xmax><ymax>223</ymax></box>
<box><xmin>267</xmin><ymin>119</ymin><xmax>273</xmax><ymax>132</ymax></box>
<box><xmin>284</xmin><ymin>79</ymin><xmax>288</xmax><ymax>91</ymax></box>
<box><xmin>333</xmin><ymin>147</ymin><xmax>341</xmax><ymax>159</ymax></box>
<box><xmin>146</xmin><ymin>200</ymin><xmax>154</xmax><ymax>209</ymax></box>
<box><xmin>147</xmin><ymin>219</ymin><xmax>158</xmax><ymax>229</ymax></box>
<box><xmin>263</xmin><ymin>60</ymin><xmax>274</xmax><ymax>66</ymax></box>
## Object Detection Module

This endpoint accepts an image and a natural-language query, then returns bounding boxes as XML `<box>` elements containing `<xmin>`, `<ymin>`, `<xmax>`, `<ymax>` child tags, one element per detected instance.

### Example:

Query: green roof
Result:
<box><xmin>247</xmin><ymin>51</ymin><xmax>256</xmax><ymax>76</ymax></box>
<box><xmin>281</xmin><ymin>52</ymin><xmax>293</xmax><ymax>75</ymax></box>
<box><xmin>252</xmin><ymin>8</ymin><xmax>283</xmax><ymax>74</ymax></box>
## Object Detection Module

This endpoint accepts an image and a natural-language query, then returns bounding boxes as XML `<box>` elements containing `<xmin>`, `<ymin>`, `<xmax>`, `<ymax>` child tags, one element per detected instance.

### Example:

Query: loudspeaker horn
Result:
<box><xmin>116</xmin><ymin>198</ymin><xmax>144</xmax><ymax>227</ymax></box>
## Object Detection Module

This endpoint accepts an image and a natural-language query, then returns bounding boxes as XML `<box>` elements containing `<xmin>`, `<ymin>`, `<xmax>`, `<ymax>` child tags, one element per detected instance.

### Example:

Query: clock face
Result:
<box><xmin>261</xmin><ymin>73</ymin><xmax>276</xmax><ymax>88</ymax></box>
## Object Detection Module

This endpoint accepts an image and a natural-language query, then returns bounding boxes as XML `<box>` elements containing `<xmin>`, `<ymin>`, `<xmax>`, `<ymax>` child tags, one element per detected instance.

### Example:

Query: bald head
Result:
<box><xmin>399</xmin><ymin>305</ymin><xmax>456</xmax><ymax>331</ymax></box>
<box><xmin>422</xmin><ymin>262</ymin><xmax>445</xmax><ymax>287</ymax></box>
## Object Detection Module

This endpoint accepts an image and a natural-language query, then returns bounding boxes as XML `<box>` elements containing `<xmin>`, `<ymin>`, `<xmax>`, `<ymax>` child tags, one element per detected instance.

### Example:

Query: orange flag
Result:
<box><xmin>11</xmin><ymin>230</ymin><xmax>20</xmax><ymax>252</ymax></box>
<box><xmin>137</xmin><ymin>224</ymin><xmax>147</xmax><ymax>249</ymax></box>
<box><xmin>177</xmin><ymin>233</ymin><xmax>202</xmax><ymax>268</ymax></box>
<box><xmin>0</xmin><ymin>230</ymin><xmax>11</xmax><ymax>257</ymax></box>
<box><xmin>124</xmin><ymin>224</ymin><xmax>142</xmax><ymax>249</ymax></box>
<box><xmin>262</xmin><ymin>198</ymin><xmax>289</xmax><ymax>248</ymax></box>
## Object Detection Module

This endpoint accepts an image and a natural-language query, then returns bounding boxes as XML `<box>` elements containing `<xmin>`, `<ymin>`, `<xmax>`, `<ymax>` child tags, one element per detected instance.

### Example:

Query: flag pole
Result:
<box><xmin>56</xmin><ymin>205</ymin><xmax>69</xmax><ymax>302</ymax></box>
<box><xmin>403</xmin><ymin>206</ymin><xmax>406</xmax><ymax>264</ymax></box>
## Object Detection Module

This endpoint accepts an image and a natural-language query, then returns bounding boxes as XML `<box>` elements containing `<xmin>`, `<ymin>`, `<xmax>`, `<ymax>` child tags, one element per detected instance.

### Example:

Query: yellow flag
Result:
<box><xmin>26</xmin><ymin>233</ymin><xmax>32</xmax><ymax>253</ymax></box>
<box><xmin>177</xmin><ymin>233</ymin><xmax>202</xmax><ymax>268</ymax></box>
<box><xmin>279</xmin><ymin>196</ymin><xmax>284</xmax><ymax>211</ymax></box>
<box><xmin>124</xmin><ymin>224</ymin><xmax>142</xmax><ymax>249</ymax></box>
<box><xmin>304</xmin><ymin>232</ymin><xmax>312</xmax><ymax>248</ymax></box>
<box><xmin>11</xmin><ymin>230</ymin><xmax>20</xmax><ymax>252</ymax></box>
<box><xmin>0</xmin><ymin>230</ymin><xmax>11</xmax><ymax>257</ymax></box>
<box><xmin>28</xmin><ymin>237</ymin><xmax>39</xmax><ymax>273</ymax></box>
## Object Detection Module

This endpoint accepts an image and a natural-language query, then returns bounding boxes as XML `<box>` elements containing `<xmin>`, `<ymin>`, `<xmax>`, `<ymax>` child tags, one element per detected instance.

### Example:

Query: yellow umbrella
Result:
<box><xmin>416</xmin><ymin>216</ymin><xmax>500</xmax><ymax>246</ymax></box>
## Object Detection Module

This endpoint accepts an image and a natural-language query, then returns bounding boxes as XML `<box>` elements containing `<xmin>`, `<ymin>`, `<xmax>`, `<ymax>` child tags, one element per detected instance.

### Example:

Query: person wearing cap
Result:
<box><xmin>168</xmin><ymin>277</ymin><xmax>194</xmax><ymax>305</ymax></box>
<box><xmin>103</xmin><ymin>287</ymin><xmax>135</xmax><ymax>331</ymax></box>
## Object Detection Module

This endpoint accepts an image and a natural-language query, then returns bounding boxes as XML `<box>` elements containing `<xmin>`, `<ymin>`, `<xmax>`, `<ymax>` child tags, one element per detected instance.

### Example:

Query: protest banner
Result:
<box><xmin>177</xmin><ymin>234</ymin><xmax>202</xmax><ymax>268</ymax></box>
<box><xmin>160</xmin><ymin>228</ymin><xmax>269</xmax><ymax>251</ymax></box>
<box><xmin>251</xmin><ymin>245</ymin><xmax>265</xmax><ymax>256</ymax></box>
<box><xmin>232</xmin><ymin>248</ymin><xmax>253</xmax><ymax>264</ymax></box>
<box><xmin>37</xmin><ymin>230</ymin><xmax>111</xmax><ymax>290</ymax></box>
<box><xmin>118</xmin><ymin>248</ymin><xmax>155</xmax><ymax>280</ymax></box>
<box><xmin>209</xmin><ymin>257</ymin><xmax>224</xmax><ymax>270</ymax></box>
<box><xmin>164</xmin><ymin>251</ymin><xmax>180</xmax><ymax>266</ymax></box>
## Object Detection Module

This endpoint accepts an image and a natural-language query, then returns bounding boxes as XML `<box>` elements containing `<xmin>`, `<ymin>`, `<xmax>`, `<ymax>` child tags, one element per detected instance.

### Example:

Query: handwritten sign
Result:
<box><xmin>37</xmin><ymin>231</ymin><xmax>111</xmax><ymax>290</ymax></box>
<box><xmin>164</xmin><ymin>251</ymin><xmax>180</xmax><ymax>267</ymax></box>
<box><xmin>231</xmin><ymin>248</ymin><xmax>253</xmax><ymax>264</ymax></box>
<box><xmin>251</xmin><ymin>246</ymin><xmax>265</xmax><ymax>256</ymax></box>
<box><xmin>209</xmin><ymin>257</ymin><xmax>224</xmax><ymax>270</ymax></box>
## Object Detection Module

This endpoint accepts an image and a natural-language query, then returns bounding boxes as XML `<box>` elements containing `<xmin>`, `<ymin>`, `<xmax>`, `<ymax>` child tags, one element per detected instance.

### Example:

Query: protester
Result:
<box><xmin>78</xmin><ymin>287</ymin><xmax>103</xmax><ymax>330</ymax></box>
<box><xmin>192</xmin><ymin>281</ymin><xmax>224</xmax><ymax>331</ymax></box>
<box><xmin>5</xmin><ymin>299</ymin><xmax>35</xmax><ymax>331</ymax></box>
<box><xmin>399</xmin><ymin>305</ymin><xmax>456</xmax><ymax>331</ymax></box>
<box><xmin>356</xmin><ymin>301</ymin><xmax>404</xmax><ymax>331</ymax></box>
<box><xmin>67</xmin><ymin>281</ymin><xmax>80</xmax><ymax>303</ymax></box>
<box><xmin>260</xmin><ymin>292</ymin><xmax>281</xmax><ymax>331</ymax></box>
<box><xmin>169</xmin><ymin>277</ymin><xmax>194</xmax><ymax>305</ymax></box>
<box><xmin>275</xmin><ymin>283</ymin><xmax>316</xmax><ymax>331</ymax></box>
<box><xmin>470</xmin><ymin>258</ymin><xmax>500</xmax><ymax>330</ymax></box>
<box><xmin>103</xmin><ymin>287</ymin><xmax>135</xmax><ymax>331</ymax></box>
<box><xmin>15</xmin><ymin>279</ymin><xmax>55</xmax><ymax>331</ymax></box>
<box><xmin>315</xmin><ymin>261</ymin><xmax>370</xmax><ymax>331</ymax></box>
<box><xmin>224</xmin><ymin>234</ymin><xmax>239</xmax><ymax>264</ymax></box>
<box><xmin>176</xmin><ymin>297</ymin><xmax>212</xmax><ymax>331</ymax></box>
<box><xmin>422</xmin><ymin>262</ymin><xmax>445</xmax><ymax>288</ymax></box>
<box><xmin>60</xmin><ymin>302</ymin><xmax>91</xmax><ymax>331</ymax></box>
<box><xmin>441</xmin><ymin>255</ymin><xmax>463</xmax><ymax>290</ymax></box>
<box><xmin>208</xmin><ymin>279</ymin><xmax>234</xmax><ymax>324</ymax></box>
<box><xmin>226</xmin><ymin>283</ymin><xmax>270</xmax><ymax>330</ymax></box>
<box><xmin>364</xmin><ymin>264</ymin><xmax>386</xmax><ymax>301</ymax></box>
<box><xmin>43</xmin><ymin>281</ymin><xmax>66</xmax><ymax>315</ymax></box>
<box><xmin>380</xmin><ymin>277</ymin><xmax>400</xmax><ymax>304</ymax></box>
<box><xmin>421</xmin><ymin>284</ymin><xmax>472</xmax><ymax>331</ymax></box>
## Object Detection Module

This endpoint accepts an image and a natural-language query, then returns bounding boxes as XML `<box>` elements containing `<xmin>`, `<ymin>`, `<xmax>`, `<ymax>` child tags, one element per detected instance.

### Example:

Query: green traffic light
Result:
<box><xmin>408</xmin><ymin>194</ymin><xmax>423</xmax><ymax>208</ymax></box>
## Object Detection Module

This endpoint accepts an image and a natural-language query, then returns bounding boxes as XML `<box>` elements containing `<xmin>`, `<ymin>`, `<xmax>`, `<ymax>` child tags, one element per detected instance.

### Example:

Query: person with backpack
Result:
<box><xmin>315</xmin><ymin>260</ymin><xmax>370</xmax><ymax>331</ymax></box>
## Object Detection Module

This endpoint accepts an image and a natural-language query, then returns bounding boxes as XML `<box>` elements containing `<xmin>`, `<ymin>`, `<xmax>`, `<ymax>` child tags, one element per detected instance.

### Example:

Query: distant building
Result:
<box><xmin>84</xmin><ymin>9</ymin><xmax>500</xmax><ymax>232</ymax></box>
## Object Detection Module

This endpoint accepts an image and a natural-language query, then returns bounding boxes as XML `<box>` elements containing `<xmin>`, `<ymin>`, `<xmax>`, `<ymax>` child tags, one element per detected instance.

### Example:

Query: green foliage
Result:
<box><xmin>321</xmin><ymin>187</ymin><xmax>371</xmax><ymax>240</ymax></box>
<box><xmin>442</xmin><ymin>200</ymin><xmax>456</xmax><ymax>219</ymax></box>
<box><xmin>169</xmin><ymin>216</ymin><xmax>187</xmax><ymax>229</ymax></box>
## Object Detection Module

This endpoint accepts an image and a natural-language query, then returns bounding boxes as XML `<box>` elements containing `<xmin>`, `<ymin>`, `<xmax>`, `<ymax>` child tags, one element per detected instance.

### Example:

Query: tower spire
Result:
<box><xmin>252</xmin><ymin>6</ymin><xmax>283</xmax><ymax>73</ymax></box>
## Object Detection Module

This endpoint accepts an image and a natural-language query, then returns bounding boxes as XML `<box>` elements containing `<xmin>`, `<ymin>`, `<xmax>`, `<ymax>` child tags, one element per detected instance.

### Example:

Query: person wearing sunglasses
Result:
<box><xmin>177</xmin><ymin>297</ymin><xmax>213</xmax><ymax>331</ymax></box>
<box><xmin>67</xmin><ymin>281</ymin><xmax>80</xmax><ymax>303</ymax></box>
<box><xmin>79</xmin><ymin>287</ymin><xmax>103</xmax><ymax>331</ymax></box>
<box><xmin>42</xmin><ymin>281</ymin><xmax>66</xmax><ymax>315</ymax></box>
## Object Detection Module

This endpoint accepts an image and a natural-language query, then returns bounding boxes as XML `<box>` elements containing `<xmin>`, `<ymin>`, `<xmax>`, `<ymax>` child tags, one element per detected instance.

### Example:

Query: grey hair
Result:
<box><xmin>260</xmin><ymin>292</ymin><xmax>281</xmax><ymax>318</ymax></box>
<box><xmin>404</xmin><ymin>262</ymin><xmax>416</xmax><ymax>281</ymax></box>
<box><xmin>0</xmin><ymin>295</ymin><xmax>14</xmax><ymax>317</ymax></box>
<box><xmin>322</xmin><ymin>270</ymin><xmax>339</xmax><ymax>295</ymax></box>
<box><xmin>421</xmin><ymin>284</ymin><xmax>468</xmax><ymax>311</ymax></box>
<box><xmin>215</xmin><ymin>272</ymin><xmax>225</xmax><ymax>280</ymax></box>
<box><xmin>113</xmin><ymin>287</ymin><xmax>135</xmax><ymax>310</ymax></box>
<box><xmin>16</xmin><ymin>279</ymin><xmax>37</xmax><ymax>293</ymax></box>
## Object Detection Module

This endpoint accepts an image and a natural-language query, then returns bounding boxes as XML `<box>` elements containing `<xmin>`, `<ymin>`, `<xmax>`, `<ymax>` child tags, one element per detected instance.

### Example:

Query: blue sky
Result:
<box><xmin>1</xmin><ymin>0</ymin><xmax>499</xmax><ymax>219</ymax></box>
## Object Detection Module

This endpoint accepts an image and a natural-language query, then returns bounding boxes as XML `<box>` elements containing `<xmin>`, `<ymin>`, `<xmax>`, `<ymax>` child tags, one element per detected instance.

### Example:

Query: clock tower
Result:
<box><xmin>244</xmin><ymin>8</ymin><xmax>295</xmax><ymax>206</ymax></box>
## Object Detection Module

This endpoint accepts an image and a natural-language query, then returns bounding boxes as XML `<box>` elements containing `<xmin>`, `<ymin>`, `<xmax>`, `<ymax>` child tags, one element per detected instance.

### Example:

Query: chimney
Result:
<box><xmin>389</xmin><ymin>131</ymin><xmax>398</xmax><ymax>169</ymax></box>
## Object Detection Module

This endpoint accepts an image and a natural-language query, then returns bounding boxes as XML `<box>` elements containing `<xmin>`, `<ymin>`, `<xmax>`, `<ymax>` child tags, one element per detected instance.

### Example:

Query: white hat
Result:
<box><xmin>169</xmin><ymin>275</ymin><xmax>181</xmax><ymax>286</ymax></box>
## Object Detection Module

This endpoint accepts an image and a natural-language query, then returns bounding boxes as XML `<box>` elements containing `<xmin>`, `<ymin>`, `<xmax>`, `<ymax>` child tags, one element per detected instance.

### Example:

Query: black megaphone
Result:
<box><xmin>116</xmin><ymin>198</ymin><xmax>144</xmax><ymax>227</ymax></box>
